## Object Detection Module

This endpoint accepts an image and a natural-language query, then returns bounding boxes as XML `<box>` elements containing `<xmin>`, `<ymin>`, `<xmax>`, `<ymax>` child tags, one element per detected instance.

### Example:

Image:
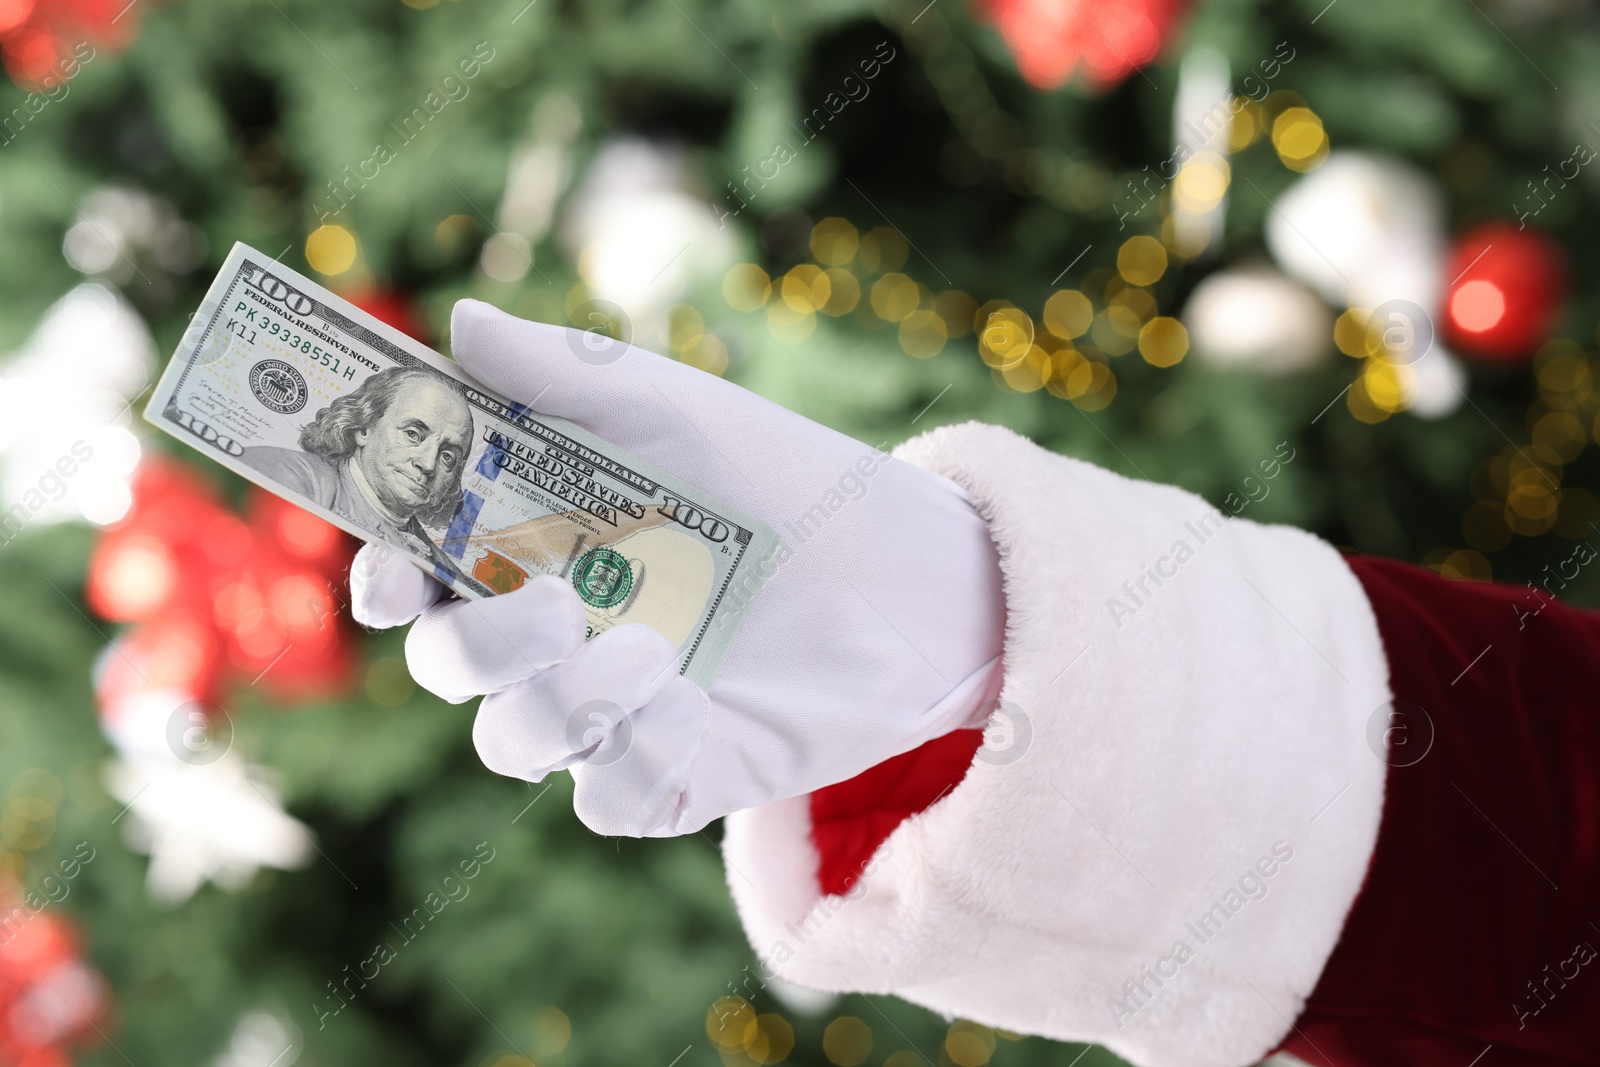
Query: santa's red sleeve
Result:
<box><xmin>719</xmin><ymin>422</ymin><xmax>1600</xmax><ymax>1067</ymax></box>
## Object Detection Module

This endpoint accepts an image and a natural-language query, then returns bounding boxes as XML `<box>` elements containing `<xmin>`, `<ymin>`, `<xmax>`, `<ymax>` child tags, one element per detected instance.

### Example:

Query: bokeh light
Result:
<box><xmin>1272</xmin><ymin>107</ymin><xmax>1329</xmax><ymax>171</ymax></box>
<box><xmin>305</xmin><ymin>224</ymin><xmax>357</xmax><ymax>275</ymax></box>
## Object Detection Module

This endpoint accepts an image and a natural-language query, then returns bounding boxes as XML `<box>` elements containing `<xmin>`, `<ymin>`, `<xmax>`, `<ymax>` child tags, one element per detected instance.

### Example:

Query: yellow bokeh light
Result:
<box><xmin>859</xmin><ymin>226</ymin><xmax>909</xmax><ymax>273</ymax></box>
<box><xmin>945</xmin><ymin>1022</ymin><xmax>997</xmax><ymax>1067</ymax></box>
<box><xmin>565</xmin><ymin>285</ymin><xmax>604</xmax><ymax>325</ymax></box>
<box><xmin>1365</xmin><ymin>357</ymin><xmax>1411</xmax><ymax>412</ymax></box>
<box><xmin>1043</xmin><ymin>290</ymin><xmax>1093</xmax><ymax>340</ymax></box>
<box><xmin>810</xmin><ymin>217</ymin><xmax>861</xmax><ymax>266</ymax></box>
<box><xmin>434</xmin><ymin>213</ymin><xmax>475</xmax><ymax>251</ymax></box>
<box><xmin>679</xmin><ymin>333</ymin><xmax>729</xmax><ymax>376</ymax></box>
<box><xmin>1507</xmin><ymin>482</ymin><xmax>1560</xmax><ymax>521</ymax></box>
<box><xmin>936</xmin><ymin>290</ymin><xmax>977</xmax><ymax>337</ymax></box>
<box><xmin>575</xmin><ymin>244</ymin><xmax>599</xmax><ymax>285</ymax></box>
<box><xmin>532</xmin><ymin>1006</ymin><xmax>571</xmax><ymax>1057</ymax></box>
<box><xmin>1531</xmin><ymin>410</ymin><xmax>1585</xmax><ymax>462</ymax></box>
<box><xmin>1504</xmin><ymin>493</ymin><xmax>1560</xmax><ymax>537</ymax></box>
<box><xmin>706</xmin><ymin>997</ymin><xmax>756</xmax><ymax>1051</ymax></box>
<box><xmin>1117</xmin><ymin>235</ymin><xmax>1168</xmax><ymax>287</ymax></box>
<box><xmin>1333</xmin><ymin>308</ymin><xmax>1372</xmax><ymax>358</ymax></box>
<box><xmin>1173</xmin><ymin>152</ymin><xmax>1231</xmax><ymax>214</ymax></box>
<box><xmin>1435</xmin><ymin>549</ymin><xmax>1492</xmax><ymax>582</ymax></box>
<box><xmin>1228</xmin><ymin>99</ymin><xmax>1265</xmax><ymax>151</ymax></box>
<box><xmin>1053</xmin><ymin>359</ymin><xmax>1117</xmax><ymax>410</ymax></box>
<box><xmin>1349</xmin><ymin>366</ymin><xmax>1398</xmax><ymax>424</ymax></box>
<box><xmin>870</xmin><ymin>273</ymin><xmax>921</xmax><ymax>322</ymax></box>
<box><xmin>977</xmin><ymin>307</ymin><xmax>1034</xmax><ymax>368</ymax></box>
<box><xmin>1535</xmin><ymin>342</ymin><xmax>1592</xmax><ymax>405</ymax></box>
<box><xmin>1091</xmin><ymin>307</ymin><xmax>1141</xmax><ymax>356</ymax></box>
<box><xmin>782</xmin><ymin>264</ymin><xmax>831</xmax><ymax>313</ymax></box>
<box><xmin>1264</xmin><ymin>88</ymin><xmax>1308</xmax><ymax>115</ymax></box>
<box><xmin>822</xmin><ymin>1017</ymin><xmax>873</xmax><ymax>1067</ymax></box>
<box><xmin>1273</xmin><ymin>107</ymin><xmax>1329</xmax><ymax>172</ymax></box>
<box><xmin>1138</xmin><ymin>317</ymin><xmax>1189</xmax><ymax>367</ymax></box>
<box><xmin>723</xmin><ymin>264</ymin><xmax>771</xmax><ymax>312</ymax></box>
<box><xmin>974</xmin><ymin>299</ymin><xmax>1015</xmax><ymax>336</ymax></box>
<box><xmin>744</xmin><ymin>1014</ymin><xmax>795</xmax><ymax>1065</ymax></box>
<box><xmin>1110</xmin><ymin>286</ymin><xmax>1156</xmax><ymax>321</ymax></box>
<box><xmin>1161</xmin><ymin>213</ymin><xmax>1211</xmax><ymax>260</ymax></box>
<box><xmin>3</xmin><ymin>796</ymin><xmax>54</xmax><ymax>850</ymax></box>
<box><xmin>820</xmin><ymin>268</ymin><xmax>861</xmax><ymax>316</ymax></box>
<box><xmin>665</xmin><ymin>304</ymin><xmax>705</xmax><ymax>351</ymax></box>
<box><xmin>1045</xmin><ymin>348</ymin><xmax>1085</xmax><ymax>399</ymax></box>
<box><xmin>998</xmin><ymin>345</ymin><xmax>1052</xmax><ymax>393</ymax></box>
<box><xmin>305</xmin><ymin>225</ymin><xmax>357</xmax><ymax>275</ymax></box>
<box><xmin>899</xmin><ymin>310</ymin><xmax>948</xmax><ymax>359</ymax></box>
<box><xmin>766</xmin><ymin>300</ymin><xmax>816</xmax><ymax>343</ymax></box>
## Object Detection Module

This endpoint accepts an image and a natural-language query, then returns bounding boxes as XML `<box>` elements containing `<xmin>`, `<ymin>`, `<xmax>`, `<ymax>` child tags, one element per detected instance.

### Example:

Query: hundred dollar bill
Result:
<box><xmin>145</xmin><ymin>242</ymin><xmax>777</xmax><ymax>688</ymax></box>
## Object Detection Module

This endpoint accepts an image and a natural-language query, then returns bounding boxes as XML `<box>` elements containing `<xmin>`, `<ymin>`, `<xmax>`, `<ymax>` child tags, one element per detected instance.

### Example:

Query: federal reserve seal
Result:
<box><xmin>571</xmin><ymin>546</ymin><xmax>633</xmax><ymax>609</ymax></box>
<box><xmin>249</xmin><ymin>359</ymin><xmax>308</xmax><ymax>414</ymax></box>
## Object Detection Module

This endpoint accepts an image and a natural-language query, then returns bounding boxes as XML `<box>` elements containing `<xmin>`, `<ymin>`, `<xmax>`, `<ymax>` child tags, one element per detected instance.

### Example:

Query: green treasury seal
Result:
<box><xmin>571</xmin><ymin>546</ymin><xmax>634</xmax><ymax>609</ymax></box>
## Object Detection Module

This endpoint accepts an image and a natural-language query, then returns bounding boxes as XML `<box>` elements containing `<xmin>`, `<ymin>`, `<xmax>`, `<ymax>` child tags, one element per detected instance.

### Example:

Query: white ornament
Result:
<box><xmin>1265</xmin><ymin>152</ymin><xmax>1444</xmax><ymax>310</ymax></box>
<box><xmin>210</xmin><ymin>1011</ymin><xmax>302</xmax><ymax>1067</ymax></box>
<box><xmin>1402</xmin><ymin>345</ymin><xmax>1467</xmax><ymax>420</ymax></box>
<box><xmin>104</xmin><ymin>743</ymin><xmax>314</xmax><ymax>906</ymax></box>
<box><xmin>0</xmin><ymin>284</ymin><xmax>151</xmax><ymax>529</ymax></box>
<box><xmin>1183</xmin><ymin>267</ymin><xmax>1332</xmax><ymax>374</ymax></box>
<box><xmin>559</xmin><ymin>138</ymin><xmax>736</xmax><ymax>332</ymax></box>
<box><xmin>62</xmin><ymin>185</ymin><xmax>207</xmax><ymax>280</ymax></box>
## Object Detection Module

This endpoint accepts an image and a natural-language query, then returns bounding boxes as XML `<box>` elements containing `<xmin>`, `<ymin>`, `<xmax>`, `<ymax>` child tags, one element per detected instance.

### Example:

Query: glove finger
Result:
<box><xmin>471</xmin><ymin>623</ymin><xmax>682</xmax><ymax>780</ymax></box>
<box><xmin>569</xmin><ymin>677</ymin><xmax>708</xmax><ymax>838</ymax></box>
<box><xmin>350</xmin><ymin>542</ymin><xmax>446</xmax><ymax>629</ymax></box>
<box><xmin>406</xmin><ymin>575</ymin><xmax>587</xmax><ymax>703</ymax></box>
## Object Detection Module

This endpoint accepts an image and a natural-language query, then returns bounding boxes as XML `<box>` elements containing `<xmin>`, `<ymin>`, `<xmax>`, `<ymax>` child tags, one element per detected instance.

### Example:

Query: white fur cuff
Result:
<box><xmin>724</xmin><ymin>422</ymin><xmax>1390</xmax><ymax>1067</ymax></box>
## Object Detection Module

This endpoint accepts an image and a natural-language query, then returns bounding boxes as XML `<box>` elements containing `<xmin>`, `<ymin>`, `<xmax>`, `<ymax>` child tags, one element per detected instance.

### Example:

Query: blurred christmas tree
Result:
<box><xmin>2</xmin><ymin>0</ymin><xmax>1599</xmax><ymax>1063</ymax></box>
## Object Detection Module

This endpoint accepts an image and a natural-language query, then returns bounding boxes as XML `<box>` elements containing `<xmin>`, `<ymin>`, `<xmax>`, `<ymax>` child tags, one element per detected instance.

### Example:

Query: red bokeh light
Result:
<box><xmin>0</xmin><ymin>0</ymin><xmax>37</xmax><ymax>36</ymax></box>
<box><xmin>973</xmin><ymin>0</ymin><xmax>1188</xmax><ymax>89</ymax></box>
<box><xmin>1442</xmin><ymin>222</ymin><xmax>1567</xmax><ymax>365</ymax></box>
<box><xmin>89</xmin><ymin>457</ymin><xmax>358</xmax><ymax>716</ymax></box>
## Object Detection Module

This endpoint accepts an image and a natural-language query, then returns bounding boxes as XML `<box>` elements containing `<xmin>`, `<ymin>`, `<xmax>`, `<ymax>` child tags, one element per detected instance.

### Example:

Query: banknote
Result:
<box><xmin>144</xmin><ymin>242</ymin><xmax>778</xmax><ymax>688</ymax></box>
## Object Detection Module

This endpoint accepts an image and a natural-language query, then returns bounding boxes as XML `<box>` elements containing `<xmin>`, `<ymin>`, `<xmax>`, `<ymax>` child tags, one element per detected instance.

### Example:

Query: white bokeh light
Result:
<box><xmin>560</xmin><ymin>139</ymin><xmax>736</xmax><ymax>331</ymax></box>
<box><xmin>1266</xmin><ymin>152</ymin><xmax>1444</xmax><ymax>310</ymax></box>
<box><xmin>1184</xmin><ymin>266</ymin><xmax>1332</xmax><ymax>374</ymax></box>
<box><xmin>0</xmin><ymin>284</ymin><xmax>153</xmax><ymax>533</ymax></box>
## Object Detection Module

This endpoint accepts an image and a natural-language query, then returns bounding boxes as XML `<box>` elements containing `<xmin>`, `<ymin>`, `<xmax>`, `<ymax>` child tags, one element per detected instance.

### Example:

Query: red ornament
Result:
<box><xmin>973</xmin><ymin>0</ymin><xmax>1190</xmax><ymax>88</ymax></box>
<box><xmin>1441</xmin><ymin>222</ymin><xmax>1567</xmax><ymax>364</ymax></box>
<box><xmin>1</xmin><ymin>0</ymin><xmax>147</xmax><ymax>88</ymax></box>
<box><xmin>345</xmin><ymin>290</ymin><xmax>432</xmax><ymax>344</ymax></box>
<box><xmin>0</xmin><ymin>888</ymin><xmax>108</xmax><ymax>1064</ymax></box>
<box><xmin>88</xmin><ymin>456</ymin><xmax>358</xmax><ymax>719</ymax></box>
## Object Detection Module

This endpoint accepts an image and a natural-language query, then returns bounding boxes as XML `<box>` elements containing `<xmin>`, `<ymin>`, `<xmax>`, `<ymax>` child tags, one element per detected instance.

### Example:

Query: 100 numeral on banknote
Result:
<box><xmin>145</xmin><ymin>243</ymin><xmax>777</xmax><ymax>688</ymax></box>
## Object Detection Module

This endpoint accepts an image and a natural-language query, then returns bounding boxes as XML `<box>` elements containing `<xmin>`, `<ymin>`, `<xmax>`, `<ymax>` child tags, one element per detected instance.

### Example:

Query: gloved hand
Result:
<box><xmin>350</xmin><ymin>299</ymin><xmax>1006</xmax><ymax>837</ymax></box>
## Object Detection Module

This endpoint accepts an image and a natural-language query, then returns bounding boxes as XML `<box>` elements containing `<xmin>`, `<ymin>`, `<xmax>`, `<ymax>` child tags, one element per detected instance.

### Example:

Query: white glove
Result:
<box><xmin>350</xmin><ymin>299</ymin><xmax>1006</xmax><ymax>837</ymax></box>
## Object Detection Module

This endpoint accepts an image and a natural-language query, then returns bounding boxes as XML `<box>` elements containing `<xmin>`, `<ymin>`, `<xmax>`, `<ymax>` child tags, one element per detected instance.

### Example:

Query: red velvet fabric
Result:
<box><xmin>804</xmin><ymin>554</ymin><xmax>1600</xmax><ymax>1064</ymax></box>
<box><xmin>808</xmin><ymin>727</ymin><xmax>984</xmax><ymax>896</ymax></box>
<box><xmin>1279</xmin><ymin>556</ymin><xmax>1600</xmax><ymax>1067</ymax></box>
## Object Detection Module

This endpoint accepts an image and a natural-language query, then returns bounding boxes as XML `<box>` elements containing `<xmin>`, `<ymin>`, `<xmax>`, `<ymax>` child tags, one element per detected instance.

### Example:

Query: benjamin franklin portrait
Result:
<box><xmin>243</xmin><ymin>366</ymin><xmax>481</xmax><ymax>587</ymax></box>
